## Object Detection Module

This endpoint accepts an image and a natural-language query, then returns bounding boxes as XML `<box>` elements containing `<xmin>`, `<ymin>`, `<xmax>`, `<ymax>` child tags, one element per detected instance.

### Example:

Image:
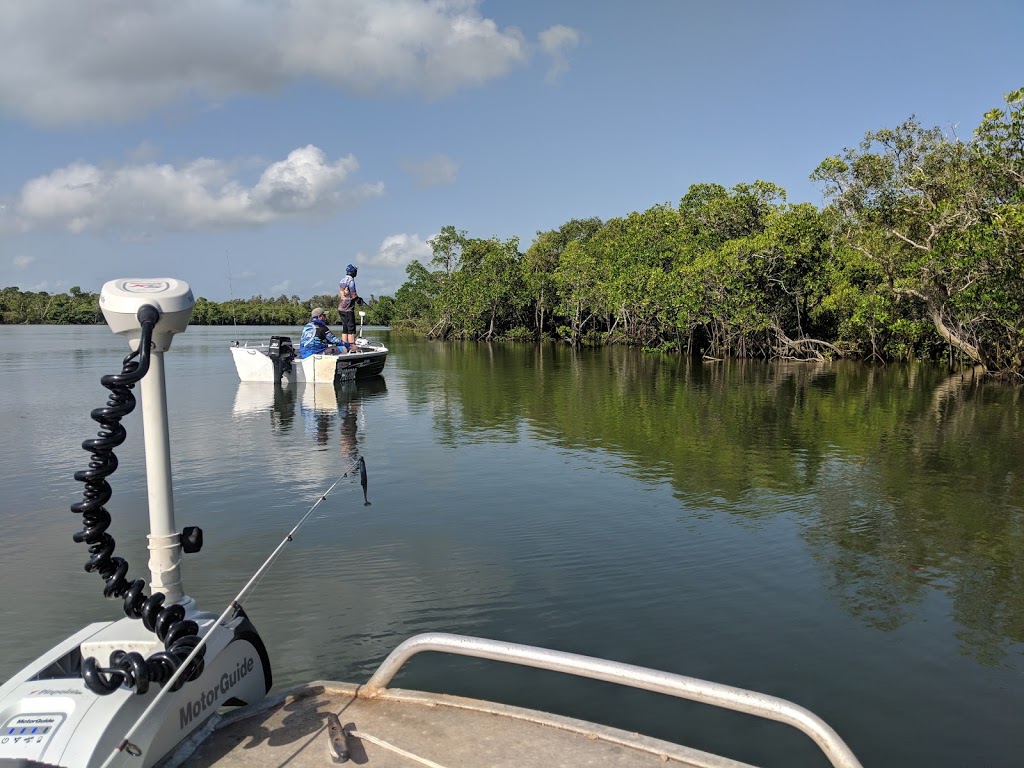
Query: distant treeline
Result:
<box><xmin>382</xmin><ymin>88</ymin><xmax>1023</xmax><ymax>377</ymax></box>
<box><xmin>0</xmin><ymin>288</ymin><xmax>390</xmax><ymax>328</ymax></box>
<box><xmin>3</xmin><ymin>88</ymin><xmax>1021</xmax><ymax>376</ymax></box>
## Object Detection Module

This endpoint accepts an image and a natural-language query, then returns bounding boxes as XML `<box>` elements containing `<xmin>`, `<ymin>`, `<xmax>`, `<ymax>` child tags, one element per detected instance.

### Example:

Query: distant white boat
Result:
<box><xmin>230</xmin><ymin>334</ymin><xmax>388</xmax><ymax>383</ymax></box>
<box><xmin>231</xmin><ymin>312</ymin><xmax>387</xmax><ymax>383</ymax></box>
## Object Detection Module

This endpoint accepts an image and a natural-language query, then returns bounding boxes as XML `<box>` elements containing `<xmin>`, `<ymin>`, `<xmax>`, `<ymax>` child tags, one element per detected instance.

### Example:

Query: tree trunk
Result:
<box><xmin>926</xmin><ymin>305</ymin><xmax>982</xmax><ymax>366</ymax></box>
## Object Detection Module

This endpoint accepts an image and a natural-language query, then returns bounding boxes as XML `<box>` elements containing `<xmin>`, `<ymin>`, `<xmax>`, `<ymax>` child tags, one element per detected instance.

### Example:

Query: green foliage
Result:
<box><xmin>368</xmin><ymin>294</ymin><xmax>396</xmax><ymax>326</ymax></box>
<box><xmin>0</xmin><ymin>287</ymin><xmax>382</xmax><ymax>329</ymax></box>
<box><xmin>500</xmin><ymin>326</ymin><xmax>535</xmax><ymax>342</ymax></box>
<box><xmin>417</xmin><ymin>229</ymin><xmax>527</xmax><ymax>341</ymax></box>
<box><xmin>813</xmin><ymin>87</ymin><xmax>1024</xmax><ymax>376</ymax></box>
<box><xmin>0</xmin><ymin>286</ymin><xmax>103</xmax><ymax>324</ymax></box>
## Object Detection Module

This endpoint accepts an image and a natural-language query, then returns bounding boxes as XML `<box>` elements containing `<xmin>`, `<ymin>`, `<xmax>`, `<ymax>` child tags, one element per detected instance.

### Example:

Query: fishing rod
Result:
<box><xmin>226</xmin><ymin>250</ymin><xmax>238</xmax><ymax>329</ymax></box>
<box><xmin>103</xmin><ymin>455</ymin><xmax>369</xmax><ymax>765</ymax></box>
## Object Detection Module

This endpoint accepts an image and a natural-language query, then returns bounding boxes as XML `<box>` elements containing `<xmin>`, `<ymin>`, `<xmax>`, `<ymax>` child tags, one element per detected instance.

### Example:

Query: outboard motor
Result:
<box><xmin>269</xmin><ymin>335</ymin><xmax>295</xmax><ymax>381</ymax></box>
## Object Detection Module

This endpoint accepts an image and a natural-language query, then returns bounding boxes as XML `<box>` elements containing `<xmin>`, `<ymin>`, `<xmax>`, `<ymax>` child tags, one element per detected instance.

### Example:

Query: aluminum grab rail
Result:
<box><xmin>362</xmin><ymin>632</ymin><xmax>863</xmax><ymax>768</ymax></box>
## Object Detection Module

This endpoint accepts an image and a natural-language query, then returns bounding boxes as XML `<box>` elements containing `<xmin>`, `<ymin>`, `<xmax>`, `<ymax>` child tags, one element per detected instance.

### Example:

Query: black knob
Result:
<box><xmin>181</xmin><ymin>526</ymin><xmax>203</xmax><ymax>554</ymax></box>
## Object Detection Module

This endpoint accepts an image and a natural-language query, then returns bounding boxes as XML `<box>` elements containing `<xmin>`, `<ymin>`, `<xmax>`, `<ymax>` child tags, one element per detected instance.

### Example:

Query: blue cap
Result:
<box><xmin>346</xmin><ymin>264</ymin><xmax>357</xmax><ymax>275</ymax></box>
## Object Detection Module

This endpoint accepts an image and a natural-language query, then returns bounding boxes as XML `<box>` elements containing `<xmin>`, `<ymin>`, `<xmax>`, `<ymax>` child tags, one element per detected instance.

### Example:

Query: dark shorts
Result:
<box><xmin>338</xmin><ymin>310</ymin><xmax>356</xmax><ymax>334</ymax></box>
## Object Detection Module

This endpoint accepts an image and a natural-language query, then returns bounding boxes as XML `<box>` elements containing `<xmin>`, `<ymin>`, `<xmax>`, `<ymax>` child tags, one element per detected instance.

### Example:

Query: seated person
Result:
<box><xmin>298</xmin><ymin>308</ymin><xmax>350</xmax><ymax>358</ymax></box>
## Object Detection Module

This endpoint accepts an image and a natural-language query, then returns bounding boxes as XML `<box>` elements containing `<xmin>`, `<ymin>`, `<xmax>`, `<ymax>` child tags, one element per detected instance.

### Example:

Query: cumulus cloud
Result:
<box><xmin>371</xmin><ymin>233</ymin><xmax>434</xmax><ymax>267</ymax></box>
<box><xmin>13</xmin><ymin>254</ymin><xmax>36</xmax><ymax>269</ymax></box>
<box><xmin>0</xmin><ymin>1</ymin><xmax>577</xmax><ymax>124</ymax></box>
<box><xmin>4</xmin><ymin>145</ymin><xmax>383</xmax><ymax>235</ymax></box>
<box><xmin>539</xmin><ymin>25</ymin><xmax>580</xmax><ymax>84</ymax></box>
<box><xmin>400</xmin><ymin>154</ymin><xmax>459</xmax><ymax>187</ymax></box>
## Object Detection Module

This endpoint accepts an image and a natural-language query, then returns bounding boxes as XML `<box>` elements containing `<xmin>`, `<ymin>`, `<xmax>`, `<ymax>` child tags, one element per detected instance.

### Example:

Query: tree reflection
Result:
<box><xmin>401</xmin><ymin>344</ymin><xmax>1024</xmax><ymax>665</ymax></box>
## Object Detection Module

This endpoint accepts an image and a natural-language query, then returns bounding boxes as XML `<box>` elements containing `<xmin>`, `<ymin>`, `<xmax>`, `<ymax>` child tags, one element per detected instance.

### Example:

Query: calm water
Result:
<box><xmin>1</xmin><ymin>325</ymin><xmax>1022</xmax><ymax>767</ymax></box>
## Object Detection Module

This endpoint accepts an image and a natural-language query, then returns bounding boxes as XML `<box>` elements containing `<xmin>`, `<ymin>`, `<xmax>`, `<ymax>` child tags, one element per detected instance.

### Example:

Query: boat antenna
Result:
<box><xmin>102</xmin><ymin>456</ymin><xmax>369</xmax><ymax>766</ymax></box>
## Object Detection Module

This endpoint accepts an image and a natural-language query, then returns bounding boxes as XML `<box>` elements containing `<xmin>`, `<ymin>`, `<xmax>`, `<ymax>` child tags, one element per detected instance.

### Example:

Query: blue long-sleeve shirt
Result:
<box><xmin>298</xmin><ymin>318</ymin><xmax>346</xmax><ymax>358</ymax></box>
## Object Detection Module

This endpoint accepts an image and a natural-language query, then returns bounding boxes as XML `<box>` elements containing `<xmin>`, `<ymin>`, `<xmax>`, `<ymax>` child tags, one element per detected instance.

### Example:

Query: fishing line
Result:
<box><xmin>102</xmin><ymin>455</ymin><xmax>369</xmax><ymax>766</ymax></box>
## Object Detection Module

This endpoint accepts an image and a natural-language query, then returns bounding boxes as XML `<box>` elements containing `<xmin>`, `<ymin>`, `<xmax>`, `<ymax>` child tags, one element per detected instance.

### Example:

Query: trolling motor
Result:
<box><xmin>0</xmin><ymin>279</ymin><xmax>271</xmax><ymax>768</ymax></box>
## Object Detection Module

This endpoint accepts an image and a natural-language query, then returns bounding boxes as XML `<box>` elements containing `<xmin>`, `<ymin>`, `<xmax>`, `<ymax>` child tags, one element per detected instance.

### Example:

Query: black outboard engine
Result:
<box><xmin>269</xmin><ymin>335</ymin><xmax>295</xmax><ymax>380</ymax></box>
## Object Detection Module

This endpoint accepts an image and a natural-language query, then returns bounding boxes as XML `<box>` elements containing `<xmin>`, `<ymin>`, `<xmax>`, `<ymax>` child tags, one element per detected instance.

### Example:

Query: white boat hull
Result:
<box><xmin>230</xmin><ymin>339</ymin><xmax>388</xmax><ymax>383</ymax></box>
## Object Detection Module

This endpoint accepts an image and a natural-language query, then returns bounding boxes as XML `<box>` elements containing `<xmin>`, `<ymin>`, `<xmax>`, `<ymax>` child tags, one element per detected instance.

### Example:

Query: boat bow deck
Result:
<box><xmin>169</xmin><ymin>633</ymin><xmax>862</xmax><ymax>768</ymax></box>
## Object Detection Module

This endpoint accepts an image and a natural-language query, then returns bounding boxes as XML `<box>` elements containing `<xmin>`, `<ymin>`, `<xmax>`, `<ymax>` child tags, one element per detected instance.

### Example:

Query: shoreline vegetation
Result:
<box><xmin>3</xmin><ymin>89</ymin><xmax>1022</xmax><ymax>378</ymax></box>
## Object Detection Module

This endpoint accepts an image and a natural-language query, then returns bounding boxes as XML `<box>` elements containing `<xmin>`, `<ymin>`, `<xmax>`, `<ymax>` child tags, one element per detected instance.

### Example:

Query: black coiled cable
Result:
<box><xmin>71</xmin><ymin>305</ymin><xmax>205</xmax><ymax>695</ymax></box>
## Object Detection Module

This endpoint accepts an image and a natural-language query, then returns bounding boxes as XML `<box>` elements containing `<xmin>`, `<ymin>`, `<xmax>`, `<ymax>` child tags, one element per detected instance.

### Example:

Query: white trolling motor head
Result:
<box><xmin>99</xmin><ymin>278</ymin><xmax>195</xmax><ymax>352</ymax></box>
<box><xmin>0</xmin><ymin>278</ymin><xmax>271</xmax><ymax>768</ymax></box>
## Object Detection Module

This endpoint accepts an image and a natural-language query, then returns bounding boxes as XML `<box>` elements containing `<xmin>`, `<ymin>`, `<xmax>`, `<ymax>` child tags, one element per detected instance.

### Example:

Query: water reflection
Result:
<box><xmin>399</xmin><ymin>345</ymin><xmax>1024</xmax><ymax>667</ymax></box>
<box><xmin>232</xmin><ymin>376</ymin><xmax>388</xmax><ymax>467</ymax></box>
<box><xmin>4</xmin><ymin>326</ymin><xmax>1022</xmax><ymax>765</ymax></box>
<box><xmin>301</xmin><ymin>383</ymin><xmax>339</xmax><ymax>447</ymax></box>
<box><xmin>800</xmin><ymin>367</ymin><xmax>1024</xmax><ymax>665</ymax></box>
<box><xmin>273</xmin><ymin>385</ymin><xmax>298</xmax><ymax>433</ymax></box>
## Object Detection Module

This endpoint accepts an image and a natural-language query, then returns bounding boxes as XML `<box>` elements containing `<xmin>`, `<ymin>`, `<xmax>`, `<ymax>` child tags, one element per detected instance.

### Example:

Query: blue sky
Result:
<box><xmin>1</xmin><ymin>0</ymin><xmax>1022</xmax><ymax>302</ymax></box>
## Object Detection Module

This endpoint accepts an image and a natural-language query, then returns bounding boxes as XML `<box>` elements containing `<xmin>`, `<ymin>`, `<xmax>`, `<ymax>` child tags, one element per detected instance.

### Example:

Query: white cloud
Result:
<box><xmin>269</xmin><ymin>280</ymin><xmax>292</xmax><ymax>295</ymax></box>
<box><xmin>0</xmin><ymin>1</ymin><xmax>577</xmax><ymax>124</ymax></box>
<box><xmin>371</xmin><ymin>233</ymin><xmax>434</xmax><ymax>267</ymax></box>
<box><xmin>539</xmin><ymin>24</ymin><xmax>580</xmax><ymax>84</ymax></box>
<box><xmin>401</xmin><ymin>154</ymin><xmax>459</xmax><ymax>187</ymax></box>
<box><xmin>4</xmin><ymin>145</ymin><xmax>384</xmax><ymax>235</ymax></box>
<box><xmin>13</xmin><ymin>254</ymin><xmax>36</xmax><ymax>269</ymax></box>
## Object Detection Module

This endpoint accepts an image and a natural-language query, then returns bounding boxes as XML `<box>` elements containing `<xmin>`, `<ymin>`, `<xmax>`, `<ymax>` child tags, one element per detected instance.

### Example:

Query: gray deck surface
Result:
<box><xmin>176</xmin><ymin>682</ymin><xmax>754</xmax><ymax>768</ymax></box>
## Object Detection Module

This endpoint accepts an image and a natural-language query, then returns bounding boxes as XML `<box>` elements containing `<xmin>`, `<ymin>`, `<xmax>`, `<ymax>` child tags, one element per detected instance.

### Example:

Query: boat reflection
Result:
<box><xmin>232</xmin><ymin>376</ymin><xmax>388</xmax><ymax>463</ymax></box>
<box><xmin>232</xmin><ymin>381</ymin><xmax>299</xmax><ymax>432</ymax></box>
<box><xmin>301</xmin><ymin>383</ymin><xmax>340</xmax><ymax>447</ymax></box>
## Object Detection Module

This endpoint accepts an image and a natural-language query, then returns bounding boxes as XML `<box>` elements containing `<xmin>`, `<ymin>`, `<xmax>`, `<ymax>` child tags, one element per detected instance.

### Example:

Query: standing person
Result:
<box><xmin>338</xmin><ymin>263</ymin><xmax>362</xmax><ymax>349</ymax></box>
<box><xmin>298</xmin><ymin>307</ymin><xmax>349</xmax><ymax>358</ymax></box>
